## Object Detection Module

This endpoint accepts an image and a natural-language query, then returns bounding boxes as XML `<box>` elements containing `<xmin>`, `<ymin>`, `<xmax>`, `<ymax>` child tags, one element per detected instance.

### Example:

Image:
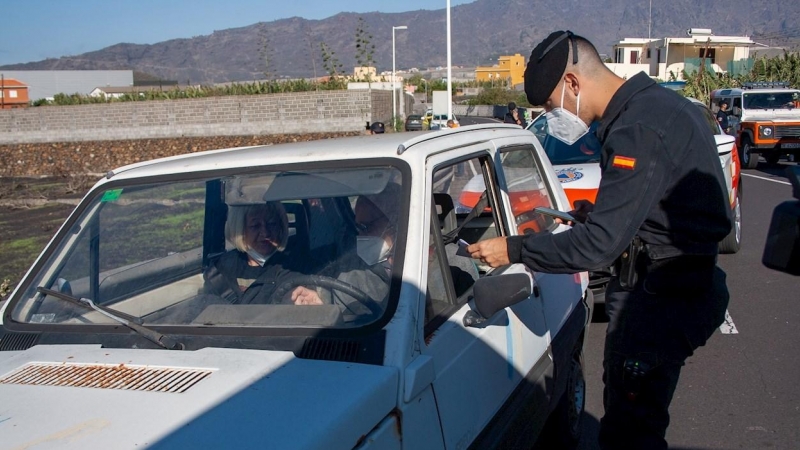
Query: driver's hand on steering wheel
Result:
<box><xmin>291</xmin><ymin>286</ymin><xmax>324</xmax><ymax>305</ymax></box>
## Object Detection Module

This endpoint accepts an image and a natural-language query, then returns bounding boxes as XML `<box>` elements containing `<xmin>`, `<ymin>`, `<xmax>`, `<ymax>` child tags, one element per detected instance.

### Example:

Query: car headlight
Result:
<box><xmin>759</xmin><ymin>125</ymin><xmax>774</xmax><ymax>138</ymax></box>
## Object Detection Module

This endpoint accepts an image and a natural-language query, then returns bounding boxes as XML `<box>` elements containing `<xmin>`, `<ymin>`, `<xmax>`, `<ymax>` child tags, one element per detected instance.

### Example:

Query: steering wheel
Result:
<box><xmin>271</xmin><ymin>275</ymin><xmax>383</xmax><ymax>316</ymax></box>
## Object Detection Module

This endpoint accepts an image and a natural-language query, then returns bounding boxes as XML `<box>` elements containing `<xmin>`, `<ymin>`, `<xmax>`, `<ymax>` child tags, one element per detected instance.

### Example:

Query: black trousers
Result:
<box><xmin>598</xmin><ymin>264</ymin><xmax>729</xmax><ymax>449</ymax></box>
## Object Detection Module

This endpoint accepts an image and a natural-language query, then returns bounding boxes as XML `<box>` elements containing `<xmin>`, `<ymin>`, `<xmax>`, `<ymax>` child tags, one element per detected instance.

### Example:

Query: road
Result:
<box><xmin>578</xmin><ymin>161</ymin><xmax>800</xmax><ymax>450</ymax></box>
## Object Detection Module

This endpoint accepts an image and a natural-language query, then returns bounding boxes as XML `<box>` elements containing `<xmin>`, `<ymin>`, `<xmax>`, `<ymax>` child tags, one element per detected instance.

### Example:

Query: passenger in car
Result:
<box><xmin>204</xmin><ymin>201</ymin><xmax>305</xmax><ymax>304</ymax></box>
<box><xmin>291</xmin><ymin>183</ymin><xmax>401</xmax><ymax>315</ymax></box>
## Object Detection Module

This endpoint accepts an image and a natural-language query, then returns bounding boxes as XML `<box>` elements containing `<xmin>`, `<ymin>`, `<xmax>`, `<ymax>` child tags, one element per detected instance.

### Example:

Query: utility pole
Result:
<box><xmin>648</xmin><ymin>0</ymin><xmax>652</xmax><ymax>40</ymax></box>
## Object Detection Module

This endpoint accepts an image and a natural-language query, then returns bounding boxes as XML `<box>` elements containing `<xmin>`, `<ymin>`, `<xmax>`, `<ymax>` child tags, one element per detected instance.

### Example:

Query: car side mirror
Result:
<box><xmin>463</xmin><ymin>272</ymin><xmax>532</xmax><ymax>327</ymax></box>
<box><xmin>732</xmin><ymin>106</ymin><xmax>741</xmax><ymax>117</ymax></box>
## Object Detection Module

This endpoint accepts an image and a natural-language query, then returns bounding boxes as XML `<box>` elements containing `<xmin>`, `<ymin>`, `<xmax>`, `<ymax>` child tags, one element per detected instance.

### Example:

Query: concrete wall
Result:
<box><xmin>0</xmin><ymin>89</ymin><xmax>394</xmax><ymax>144</ymax></box>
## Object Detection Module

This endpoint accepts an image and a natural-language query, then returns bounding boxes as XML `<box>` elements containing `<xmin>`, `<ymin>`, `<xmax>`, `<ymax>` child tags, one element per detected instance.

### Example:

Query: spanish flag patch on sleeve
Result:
<box><xmin>612</xmin><ymin>156</ymin><xmax>637</xmax><ymax>170</ymax></box>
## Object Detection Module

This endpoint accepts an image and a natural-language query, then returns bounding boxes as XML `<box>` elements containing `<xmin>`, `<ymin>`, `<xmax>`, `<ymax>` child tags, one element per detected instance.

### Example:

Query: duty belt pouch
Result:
<box><xmin>618</xmin><ymin>236</ymin><xmax>644</xmax><ymax>291</ymax></box>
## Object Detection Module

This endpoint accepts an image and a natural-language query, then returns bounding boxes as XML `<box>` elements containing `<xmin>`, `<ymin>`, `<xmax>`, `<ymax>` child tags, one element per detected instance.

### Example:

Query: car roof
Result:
<box><xmin>103</xmin><ymin>124</ymin><xmax>526</xmax><ymax>182</ymax></box>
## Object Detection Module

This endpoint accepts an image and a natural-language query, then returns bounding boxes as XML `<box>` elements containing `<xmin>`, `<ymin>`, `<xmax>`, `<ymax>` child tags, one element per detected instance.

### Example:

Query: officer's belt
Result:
<box><xmin>644</xmin><ymin>241</ymin><xmax>718</xmax><ymax>261</ymax></box>
<box><xmin>615</xmin><ymin>238</ymin><xmax>717</xmax><ymax>291</ymax></box>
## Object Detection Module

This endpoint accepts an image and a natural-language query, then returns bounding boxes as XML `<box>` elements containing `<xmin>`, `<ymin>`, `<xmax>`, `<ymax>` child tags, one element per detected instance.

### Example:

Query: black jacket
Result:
<box><xmin>507</xmin><ymin>72</ymin><xmax>732</xmax><ymax>272</ymax></box>
<box><xmin>203</xmin><ymin>250</ymin><xmax>302</xmax><ymax>304</ymax></box>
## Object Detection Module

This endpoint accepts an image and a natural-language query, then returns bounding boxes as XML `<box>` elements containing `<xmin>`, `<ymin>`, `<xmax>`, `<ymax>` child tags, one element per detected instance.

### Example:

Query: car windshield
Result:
<box><xmin>743</xmin><ymin>91</ymin><xmax>800</xmax><ymax>110</ymax></box>
<box><xmin>526</xmin><ymin>114</ymin><xmax>602</xmax><ymax>165</ymax></box>
<box><xmin>11</xmin><ymin>165</ymin><xmax>406</xmax><ymax>331</ymax></box>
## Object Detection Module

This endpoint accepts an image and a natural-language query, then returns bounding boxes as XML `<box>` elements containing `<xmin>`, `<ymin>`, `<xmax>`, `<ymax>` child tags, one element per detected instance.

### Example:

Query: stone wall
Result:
<box><xmin>0</xmin><ymin>89</ymin><xmax>396</xmax><ymax>145</ymax></box>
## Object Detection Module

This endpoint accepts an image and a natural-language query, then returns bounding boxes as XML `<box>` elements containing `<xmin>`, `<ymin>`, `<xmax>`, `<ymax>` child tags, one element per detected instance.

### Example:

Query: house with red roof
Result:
<box><xmin>0</xmin><ymin>77</ymin><xmax>29</xmax><ymax>109</ymax></box>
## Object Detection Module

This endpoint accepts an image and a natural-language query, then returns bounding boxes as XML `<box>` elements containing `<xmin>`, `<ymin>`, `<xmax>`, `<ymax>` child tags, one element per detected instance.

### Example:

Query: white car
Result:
<box><xmin>0</xmin><ymin>124</ymin><xmax>592</xmax><ymax>449</ymax></box>
<box><xmin>430</xmin><ymin>113</ymin><xmax>458</xmax><ymax>130</ymax></box>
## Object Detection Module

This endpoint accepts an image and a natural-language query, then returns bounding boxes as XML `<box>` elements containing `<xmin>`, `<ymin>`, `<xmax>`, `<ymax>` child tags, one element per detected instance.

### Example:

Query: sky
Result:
<box><xmin>0</xmin><ymin>0</ymin><xmax>475</xmax><ymax>66</ymax></box>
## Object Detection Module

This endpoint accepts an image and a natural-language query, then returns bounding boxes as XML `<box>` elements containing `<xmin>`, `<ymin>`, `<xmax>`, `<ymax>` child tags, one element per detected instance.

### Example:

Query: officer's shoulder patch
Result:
<box><xmin>612</xmin><ymin>156</ymin><xmax>636</xmax><ymax>170</ymax></box>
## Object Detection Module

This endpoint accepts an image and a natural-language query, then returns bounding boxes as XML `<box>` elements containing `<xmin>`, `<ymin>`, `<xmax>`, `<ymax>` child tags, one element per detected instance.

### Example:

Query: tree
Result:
<box><xmin>355</xmin><ymin>17</ymin><xmax>376</xmax><ymax>84</ymax></box>
<box><xmin>259</xmin><ymin>26</ymin><xmax>275</xmax><ymax>81</ymax></box>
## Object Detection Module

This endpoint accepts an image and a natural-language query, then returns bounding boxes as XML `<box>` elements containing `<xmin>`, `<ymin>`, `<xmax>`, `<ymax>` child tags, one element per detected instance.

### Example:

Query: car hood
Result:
<box><xmin>742</xmin><ymin>111</ymin><xmax>800</xmax><ymax>122</ymax></box>
<box><xmin>0</xmin><ymin>344</ymin><xmax>399</xmax><ymax>449</ymax></box>
<box><xmin>552</xmin><ymin>163</ymin><xmax>601</xmax><ymax>207</ymax></box>
<box><xmin>552</xmin><ymin>163</ymin><xmax>601</xmax><ymax>190</ymax></box>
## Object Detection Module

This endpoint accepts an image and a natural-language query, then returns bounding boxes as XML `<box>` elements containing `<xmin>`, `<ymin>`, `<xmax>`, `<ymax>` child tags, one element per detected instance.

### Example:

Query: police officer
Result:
<box><xmin>716</xmin><ymin>101</ymin><xmax>731</xmax><ymax>134</ymax></box>
<box><xmin>467</xmin><ymin>31</ymin><xmax>731</xmax><ymax>449</ymax></box>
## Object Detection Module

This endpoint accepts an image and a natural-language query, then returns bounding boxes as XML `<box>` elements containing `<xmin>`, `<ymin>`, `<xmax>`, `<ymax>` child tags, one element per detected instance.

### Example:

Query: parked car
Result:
<box><xmin>405</xmin><ymin>114</ymin><xmax>423</xmax><ymax>131</ymax></box>
<box><xmin>430</xmin><ymin>113</ymin><xmax>458</xmax><ymax>130</ymax></box>
<box><xmin>0</xmin><ymin>125</ymin><xmax>592</xmax><ymax>449</ymax></box>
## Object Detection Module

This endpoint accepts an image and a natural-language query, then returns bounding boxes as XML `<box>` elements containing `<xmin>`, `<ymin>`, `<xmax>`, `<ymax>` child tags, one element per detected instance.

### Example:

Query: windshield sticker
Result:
<box><xmin>556</xmin><ymin>168</ymin><xmax>584</xmax><ymax>183</ymax></box>
<box><xmin>101</xmin><ymin>189</ymin><xmax>123</xmax><ymax>202</ymax></box>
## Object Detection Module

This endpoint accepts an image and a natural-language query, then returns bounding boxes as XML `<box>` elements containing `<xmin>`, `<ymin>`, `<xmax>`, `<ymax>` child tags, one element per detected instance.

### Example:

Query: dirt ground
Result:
<box><xmin>0</xmin><ymin>176</ymin><xmax>93</xmax><ymax>299</ymax></box>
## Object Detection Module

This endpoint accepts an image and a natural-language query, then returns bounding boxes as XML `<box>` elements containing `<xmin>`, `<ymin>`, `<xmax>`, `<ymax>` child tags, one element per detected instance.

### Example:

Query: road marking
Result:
<box><xmin>741</xmin><ymin>173</ymin><xmax>791</xmax><ymax>186</ymax></box>
<box><xmin>719</xmin><ymin>309</ymin><xmax>738</xmax><ymax>334</ymax></box>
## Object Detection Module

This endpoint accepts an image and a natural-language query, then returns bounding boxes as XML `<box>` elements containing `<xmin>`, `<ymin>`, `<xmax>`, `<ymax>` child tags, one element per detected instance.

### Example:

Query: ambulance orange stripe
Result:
<box><xmin>612</xmin><ymin>156</ymin><xmax>636</xmax><ymax>170</ymax></box>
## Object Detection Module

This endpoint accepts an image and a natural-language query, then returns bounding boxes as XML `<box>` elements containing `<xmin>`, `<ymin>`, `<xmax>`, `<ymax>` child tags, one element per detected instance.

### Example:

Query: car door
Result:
<box><xmin>422</xmin><ymin>147</ymin><xmax>551</xmax><ymax>448</ymax></box>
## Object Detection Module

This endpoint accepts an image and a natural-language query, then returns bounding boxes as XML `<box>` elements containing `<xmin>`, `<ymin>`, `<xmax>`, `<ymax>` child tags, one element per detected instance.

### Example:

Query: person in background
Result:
<box><xmin>716</xmin><ymin>101</ymin><xmax>731</xmax><ymax>134</ymax></box>
<box><xmin>446</xmin><ymin>119</ymin><xmax>460</xmax><ymax>128</ymax></box>
<box><xmin>467</xmin><ymin>30</ymin><xmax>731</xmax><ymax>450</ymax></box>
<box><xmin>504</xmin><ymin>101</ymin><xmax>524</xmax><ymax>126</ymax></box>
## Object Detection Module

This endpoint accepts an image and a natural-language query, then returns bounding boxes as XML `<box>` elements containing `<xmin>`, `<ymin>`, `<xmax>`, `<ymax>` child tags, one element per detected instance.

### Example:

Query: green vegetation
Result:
<box><xmin>354</xmin><ymin>17</ymin><xmax>376</xmax><ymax>84</ymax></box>
<box><xmin>679</xmin><ymin>52</ymin><xmax>800</xmax><ymax>105</ymax></box>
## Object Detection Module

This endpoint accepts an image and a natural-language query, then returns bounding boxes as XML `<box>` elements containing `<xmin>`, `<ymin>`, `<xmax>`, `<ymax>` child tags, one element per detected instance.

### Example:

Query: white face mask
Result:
<box><xmin>357</xmin><ymin>236</ymin><xmax>391</xmax><ymax>266</ymax></box>
<box><xmin>246</xmin><ymin>248</ymin><xmax>272</xmax><ymax>267</ymax></box>
<box><xmin>545</xmin><ymin>81</ymin><xmax>589</xmax><ymax>145</ymax></box>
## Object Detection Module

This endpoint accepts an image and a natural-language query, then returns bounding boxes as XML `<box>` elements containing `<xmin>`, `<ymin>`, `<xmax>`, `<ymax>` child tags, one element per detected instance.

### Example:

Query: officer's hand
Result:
<box><xmin>466</xmin><ymin>237</ymin><xmax>510</xmax><ymax>268</ymax></box>
<box><xmin>564</xmin><ymin>199</ymin><xmax>594</xmax><ymax>224</ymax></box>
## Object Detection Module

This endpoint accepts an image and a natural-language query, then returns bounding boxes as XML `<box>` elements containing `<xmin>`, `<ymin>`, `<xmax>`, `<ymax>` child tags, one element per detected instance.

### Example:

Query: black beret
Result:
<box><xmin>525</xmin><ymin>30</ymin><xmax>574</xmax><ymax>106</ymax></box>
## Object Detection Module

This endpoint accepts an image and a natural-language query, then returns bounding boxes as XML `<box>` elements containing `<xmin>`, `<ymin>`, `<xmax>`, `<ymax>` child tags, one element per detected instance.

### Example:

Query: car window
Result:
<box><xmin>425</xmin><ymin>155</ymin><xmax>502</xmax><ymax>334</ymax></box>
<box><xmin>13</xmin><ymin>165</ymin><xmax>407</xmax><ymax>331</ymax></box>
<box><xmin>498</xmin><ymin>146</ymin><xmax>559</xmax><ymax>235</ymax></box>
<box><xmin>744</xmin><ymin>92</ymin><xmax>798</xmax><ymax>110</ymax></box>
<box><xmin>526</xmin><ymin>114</ymin><xmax>602</xmax><ymax>165</ymax></box>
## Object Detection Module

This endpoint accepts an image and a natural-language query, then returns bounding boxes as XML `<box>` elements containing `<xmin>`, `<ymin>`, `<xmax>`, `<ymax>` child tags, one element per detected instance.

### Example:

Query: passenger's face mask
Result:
<box><xmin>357</xmin><ymin>236</ymin><xmax>391</xmax><ymax>266</ymax></box>
<box><xmin>246</xmin><ymin>248</ymin><xmax>272</xmax><ymax>267</ymax></box>
<box><xmin>545</xmin><ymin>81</ymin><xmax>589</xmax><ymax>145</ymax></box>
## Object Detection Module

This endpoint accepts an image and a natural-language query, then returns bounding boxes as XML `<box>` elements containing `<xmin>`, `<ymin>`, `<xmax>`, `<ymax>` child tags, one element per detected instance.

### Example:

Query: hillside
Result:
<box><xmin>2</xmin><ymin>0</ymin><xmax>798</xmax><ymax>84</ymax></box>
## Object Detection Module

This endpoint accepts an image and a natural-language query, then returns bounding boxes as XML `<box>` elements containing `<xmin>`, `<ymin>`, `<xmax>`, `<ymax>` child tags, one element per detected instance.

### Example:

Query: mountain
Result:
<box><xmin>2</xmin><ymin>0</ymin><xmax>798</xmax><ymax>84</ymax></box>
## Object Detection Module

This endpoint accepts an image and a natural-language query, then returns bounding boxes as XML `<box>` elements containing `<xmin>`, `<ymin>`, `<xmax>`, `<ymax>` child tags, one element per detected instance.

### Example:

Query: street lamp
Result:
<box><xmin>392</xmin><ymin>25</ymin><xmax>408</xmax><ymax>129</ymax></box>
<box><xmin>446</xmin><ymin>0</ymin><xmax>452</xmax><ymax>121</ymax></box>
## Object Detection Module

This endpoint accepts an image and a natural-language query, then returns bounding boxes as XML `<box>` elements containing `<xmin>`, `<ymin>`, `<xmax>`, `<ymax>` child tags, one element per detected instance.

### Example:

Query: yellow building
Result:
<box><xmin>475</xmin><ymin>54</ymin><xmax>526</xmax><ymax>87</ymax></box>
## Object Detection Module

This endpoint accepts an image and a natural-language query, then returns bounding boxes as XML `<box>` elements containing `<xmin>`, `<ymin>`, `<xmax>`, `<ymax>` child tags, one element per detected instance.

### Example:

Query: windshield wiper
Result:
<box><xmin>37</xmin><ymin>287</ymin><xmax>185</xmax><ymax>350</ymax></box>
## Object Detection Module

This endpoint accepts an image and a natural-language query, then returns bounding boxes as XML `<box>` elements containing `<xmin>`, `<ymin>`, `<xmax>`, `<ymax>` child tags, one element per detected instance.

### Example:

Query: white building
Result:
<box><xmin>605</xmin><ymin>28</ymin><xmax>754</xmax><ymax>81</ymax></box>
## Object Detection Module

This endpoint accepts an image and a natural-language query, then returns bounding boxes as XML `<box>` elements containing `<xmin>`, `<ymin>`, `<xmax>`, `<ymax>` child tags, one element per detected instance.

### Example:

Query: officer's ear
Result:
<box><xmin>563</xmin><ymin>72</ymin><xmax>581</xmax><ymax>98</ymax></box>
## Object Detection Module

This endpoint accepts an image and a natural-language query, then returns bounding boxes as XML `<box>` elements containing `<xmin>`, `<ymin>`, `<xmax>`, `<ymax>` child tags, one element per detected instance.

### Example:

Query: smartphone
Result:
<box><xmin>456</xmin><ymin>239</ymin><xmax>471</xmax><ymax>257</ymax></box>
<box><xmin>534</xmin><ymin>206</ymin><xmax>576</xmax><ymax>223</ymax></box>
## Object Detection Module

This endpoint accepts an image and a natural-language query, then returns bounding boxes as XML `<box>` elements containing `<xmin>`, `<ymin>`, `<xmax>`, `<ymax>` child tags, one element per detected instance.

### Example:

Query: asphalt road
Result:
<box><xmin>577</xmin><ymin>161</ymin><xmax>800</xmax><ymax>450</ymax></box>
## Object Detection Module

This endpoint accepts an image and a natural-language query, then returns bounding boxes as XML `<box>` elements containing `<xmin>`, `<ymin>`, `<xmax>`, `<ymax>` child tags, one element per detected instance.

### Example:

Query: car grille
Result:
<box><xmin>0</xmin><ymin>362</ymin><xmax>213</xmax><ymax>393</ymax></box>
<box><xmin>776</xmin><ymin>125</ymin><xmax>800</xmax><ymax>139</ymax></box>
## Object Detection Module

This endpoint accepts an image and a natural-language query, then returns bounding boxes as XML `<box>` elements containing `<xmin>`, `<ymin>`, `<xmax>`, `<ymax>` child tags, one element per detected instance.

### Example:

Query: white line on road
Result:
<box><xmin>719</xmin><ymin>309</ymin><xmax>739</xmax><ymax>334</ymax></box>
<box><xmin>741</xmin><ymin>173</ymin><xmax>791</xmax><ymax>186</ymax></box>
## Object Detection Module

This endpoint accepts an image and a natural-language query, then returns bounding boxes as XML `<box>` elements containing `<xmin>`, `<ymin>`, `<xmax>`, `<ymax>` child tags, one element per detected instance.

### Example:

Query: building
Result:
<box><xmin>0</xmin><ymin>78</ymin><xmax>29</xmax><ymax>109</ymax></box>
<box><xmin>605</xmin><ymin>28</ymin><xmax>754</xmax><ymax>81</ymax></box>
<box><xmin>475</xmin><ymin>54</ymin><xmax>526</xmax><ymax>87</ymax></box>
<box><xmin>0</xmin><ymin>70</ymin><xmax>134</xmax><ymax>102</ymax></box>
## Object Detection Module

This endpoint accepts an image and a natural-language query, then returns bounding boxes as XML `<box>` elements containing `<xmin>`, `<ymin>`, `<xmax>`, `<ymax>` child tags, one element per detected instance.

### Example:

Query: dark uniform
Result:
<box><xmin>506</xmin><ymin>72</ymin><xmax>731</xmax><ymax>449</ymax></box>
